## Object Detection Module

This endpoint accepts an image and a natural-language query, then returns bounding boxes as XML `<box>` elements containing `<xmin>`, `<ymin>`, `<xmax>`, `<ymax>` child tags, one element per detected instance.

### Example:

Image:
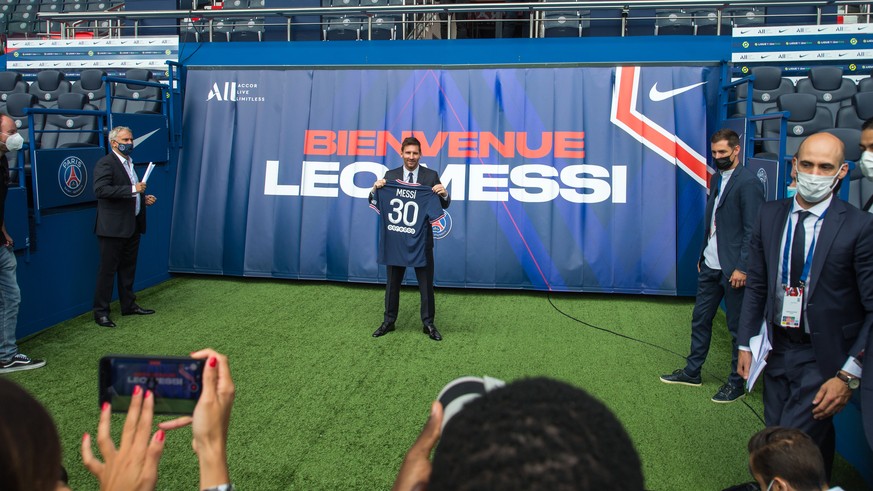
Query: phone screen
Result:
<box><xmin>99</xmin><ymin>355</ymin><xmax>204</xmax><ymax>415</ymax></box>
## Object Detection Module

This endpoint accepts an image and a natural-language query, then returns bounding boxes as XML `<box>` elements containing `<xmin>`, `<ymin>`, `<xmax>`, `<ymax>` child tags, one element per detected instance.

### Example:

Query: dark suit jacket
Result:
<box><xmin>93</xmin><ymin>152</ymin><xmax>146</xmax><ymax>238</ymax></box>
<box><xmin>375</xmin><ymin>165</ymin><xmax>450</xmax><ymax>249</ymax></box>
<box><xmin>738</xmin><ymin>197</ymin><xmax>873</xmax><ymax>379</ymax></box>
<box><xmin>700</xmin><ymin>165</ymin><xmax>765</xmax><ymax>276</ymax></box>
<box><xmin>865</xmin><ymin>334</ymin><xmax>873</xmax><ymax>449</ymax></box>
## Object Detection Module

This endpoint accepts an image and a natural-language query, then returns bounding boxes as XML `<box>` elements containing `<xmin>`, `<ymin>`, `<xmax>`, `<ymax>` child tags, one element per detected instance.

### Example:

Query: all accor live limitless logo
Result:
<box><xmin>206</xmin><ymin>82</ymin><xmax>265</xmax><ymax>102</ymax></box>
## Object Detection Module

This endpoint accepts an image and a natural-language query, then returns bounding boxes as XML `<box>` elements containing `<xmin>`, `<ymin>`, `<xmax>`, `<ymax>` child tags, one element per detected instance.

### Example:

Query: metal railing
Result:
<box><xmin>33</xmin><ymin>1</ymin><xmax>873</xmax><ymax>41</ymax></box>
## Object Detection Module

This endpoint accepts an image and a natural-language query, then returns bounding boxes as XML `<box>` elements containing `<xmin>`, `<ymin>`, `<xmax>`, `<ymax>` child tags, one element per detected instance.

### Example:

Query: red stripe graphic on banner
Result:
<box><xmin>611</xmin><ymin>66</ymin><xmax>709</xmax><ymax>188</ymax></box>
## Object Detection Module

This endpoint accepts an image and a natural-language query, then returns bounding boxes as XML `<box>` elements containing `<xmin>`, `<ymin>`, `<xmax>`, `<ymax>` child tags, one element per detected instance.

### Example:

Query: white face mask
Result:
<box><xmin>860</xmin><ymin>151</ymin><xmax>873</xmax><ymax>180</ymax></box>
<box><xmin>3</xmin><ymin>132</ymin><xmax>23</xmax><ymax>152</ymax></box>
<box><xmin>795</xmin><ymin>164</ymin><xmax>843</xmax><ymax>204</ymax></box>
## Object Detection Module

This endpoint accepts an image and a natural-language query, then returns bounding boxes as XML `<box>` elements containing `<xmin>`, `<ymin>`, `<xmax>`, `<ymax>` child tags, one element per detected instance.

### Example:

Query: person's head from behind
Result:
<box><xmin>0</xmin><ymin>377</ymin><xmax>64</xmax><ymax>491</ymax></box>
<box><xmin>429</xmin><ymin>377</ymin><xmax>645</xmax><ymax>491</ymax></box>
<box><xmin>748</xmin><ymin>427</ymin><xmax>828</xmax><ymax>491</ymax></box>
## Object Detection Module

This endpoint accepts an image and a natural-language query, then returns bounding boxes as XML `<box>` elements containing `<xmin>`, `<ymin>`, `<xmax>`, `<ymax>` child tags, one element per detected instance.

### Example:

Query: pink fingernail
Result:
<box><xmin>83</xmin><ymin>432</ymin><xmax>89</xmax><ymax>442</ymax></box>
<box><xmin>133</xmin><ymin>385</ymin><xmax>141</xmax><ymax>396</ymax></box>
<box><xmin>156</xmin><ymin>430</ymin><xmax>165</xmax><ymax>442</ymax></box>
<box><xmin>102</xmin><ymin>402</ymin><xmax>110</xmax><ymax>412</ymax></box>
<box><xmin>208</xmin><ymin>357</ymin><xmax>217</xmax><ymax>368</ymax></box>
<box><xmin>145</xmin><ymin>389</ymin><xmax>153</xmax><ymax>399</ymax></box>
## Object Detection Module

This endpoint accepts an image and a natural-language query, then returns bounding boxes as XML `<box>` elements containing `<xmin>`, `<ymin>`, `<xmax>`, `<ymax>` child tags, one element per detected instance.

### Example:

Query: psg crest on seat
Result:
<box><xmin>58</xmin><ymin>156</ymin><xmax>87</xmax><ymax>198</ymax></box>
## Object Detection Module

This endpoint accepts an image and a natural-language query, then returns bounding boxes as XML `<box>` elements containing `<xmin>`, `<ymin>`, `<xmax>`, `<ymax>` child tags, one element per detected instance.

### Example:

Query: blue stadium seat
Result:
<box><xmin>4</xmin><ymin>92</ymin><xmax>44</xmax><ymax>173</ymax></box>
<box><xmin>230</xmin><ymin>18</ymin><xmax>264</xmax><ymax>41</ymax></box>
<box><xmin>625</xmin><ymin>8</ymin><xmax>655</xmax><ymax>36</ymax></box>
<box><xmin>796</xmin><ymin>66</ymin><xmax>857</xmax><ymax>126</ymax></box>
<box><xmin>542</xmin><ymin>10</ymin><xmax>586</xmax><ymax>38</ymax></box>
<box><xmin>857</xmin><ymin>73</ymin><xmax>873</xmax><ymax>93</ymax></box>
<box><xmin>28</xmin><ymin>70</ymin><xmax>72</xmax><ymax>110</ymax></box>
<box><xmin>654</xmin><ymin>9</ymin><xmax>693</xmax><ymax>35</ymax></box>
<box><xmin>761</xmin><ymin>93</ymin><xmax>834</xmax><ymax>157</ymax></box>
<box><xmin>71</xmin><ymin>69</ymin><xmax>111</xmax><ymax>112</ymax></box>
<box><xmin>0</xmin><ymin>71</ymin><xmax>28</xmax><ymax>115</ymax></box>
<box><xmin>111</xmin><ymin>69</ymin><xmax>162</xmax><ymax>114</ymax></box>
<box><xmin>725</xmin><ymin>7</ymin><xmax>764</xmax><ymax>28</ymax></box>
<box><xmin>366</xmin><ymin>15</ymin><xmax>395</xmax><ymax>40</ymax></box>
<box><xmin>836</xmin><ymin>92</ymin><xmax>873</xmax><ymax>130</ymax></box>
<box><xmin>40</xmin><ymin>93</ymin><xmax>99</xmax><ymax>148</ymax></box>
<box><xmin>765</xmin><ymin>5</ymin><xmax>819</xmax><ymax>26</ymax></box>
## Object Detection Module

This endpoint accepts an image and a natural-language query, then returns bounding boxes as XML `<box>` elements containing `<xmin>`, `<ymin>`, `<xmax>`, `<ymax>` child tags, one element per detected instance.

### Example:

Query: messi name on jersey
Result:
<box><xmin>370</xmin><ymin>180</ymin><xmax>445</xmax><ymax>268</ymax></box>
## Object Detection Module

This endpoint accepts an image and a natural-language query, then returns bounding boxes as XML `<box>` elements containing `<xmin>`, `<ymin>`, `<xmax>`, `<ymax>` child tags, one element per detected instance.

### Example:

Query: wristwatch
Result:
<box><xmin>836</xmin><ymin>371</ymin><xmax>860</xmax><ymax>390</ymax></box>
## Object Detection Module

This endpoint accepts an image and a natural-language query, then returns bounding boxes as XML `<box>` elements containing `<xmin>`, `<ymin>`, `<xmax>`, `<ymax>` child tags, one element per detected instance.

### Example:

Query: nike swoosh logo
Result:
<box><xmin>648</xmin><ymin>81</ymin><xmax>707</xmax><ymax>102</ymax></box>
<box><xmin>133</xmin><ymin>129</ymin><xmax>160</xmax><ymax>147</ymax></box>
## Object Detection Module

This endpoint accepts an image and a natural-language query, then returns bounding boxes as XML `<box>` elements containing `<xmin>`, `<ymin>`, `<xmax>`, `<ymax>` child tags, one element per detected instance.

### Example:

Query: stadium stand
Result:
<box><xmin>761</xmin><ymin>93</ymin><xmax>834</xmax><ymax>158</ymax></box>
<box><xmin>837</xmin><ymin>92</ymin><xmax>873</xmax><ymax>130</ymax></box>
<box><xmin>796</xmin><ymin>66</ymin><xmax>858</xmax><ymax>126</ymax></box>
<box><xmin>109</xmin><ymin>68</ymin><xmax>162</xmax><ymax>114</ymax></box>
<box><xmin>0</xmin><ymin>71</ymin><xmax>28</xmax><ymax>116</ymax></box>
<box><xmin>27</xmin><ymin>70</ymin><xmax>71</xmax><ymax>110</ymax></box>
<box><xmin>654</xmin><ymin>9</ymin><xmax>693</xmax><ymax>35</ymax></box>
<box><xmin>70</xmin><ymin>69</ymin><xmax>110</xmax><ymax>112</ymax></box>
<box><xmin>39</xmin><ymin>92</ymin><xmax>99</xmax><ymax>148</ymax></box>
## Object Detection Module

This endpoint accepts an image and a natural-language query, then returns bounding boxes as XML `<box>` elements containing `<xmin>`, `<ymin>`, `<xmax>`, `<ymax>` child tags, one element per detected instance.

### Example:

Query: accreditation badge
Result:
<box><xmin>780</xmin><ymin>286</ymin><xmax>803</xmax><ymax>328</ymax></box>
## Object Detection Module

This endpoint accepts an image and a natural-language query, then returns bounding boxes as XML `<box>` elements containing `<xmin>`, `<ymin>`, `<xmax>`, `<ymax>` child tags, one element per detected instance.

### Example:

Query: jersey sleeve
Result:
<box><xmin>426</xmin><ymin>191</ymin><xmax>445</xmax><ymax>225</ymax></box>
<box><xmin>369</xmin><ymin>187</ymin><xmax>381</xmax><ymax>214</ymax></box>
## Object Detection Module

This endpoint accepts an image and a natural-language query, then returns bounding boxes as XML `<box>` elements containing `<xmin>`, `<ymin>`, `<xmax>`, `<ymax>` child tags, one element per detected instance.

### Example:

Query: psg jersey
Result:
<box><xmin>370</xmin><ymin>180</ymin><xmax>445</xmax><ymax>268</ymax></box>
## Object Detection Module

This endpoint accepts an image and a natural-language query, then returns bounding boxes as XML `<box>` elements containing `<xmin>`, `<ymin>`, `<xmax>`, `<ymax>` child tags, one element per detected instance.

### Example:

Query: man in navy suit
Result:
<box><xmin>92</xmin><ymin>126</ymin><xmax>157</xmax><ymax>328</ymax></box>
<box><xmin>738</xmin><ymin>132</ymin><xmax>872</xmax><ymax>476</ymax></box>
<box><xmin>660</xmin><ymin>129</ymin><xmax>765</xmax><ymax>403</ymax></box>
<box><xmin>370</xmin><ymin>136</ymin><xmax>450</xmax><ymax>341</ymax></box>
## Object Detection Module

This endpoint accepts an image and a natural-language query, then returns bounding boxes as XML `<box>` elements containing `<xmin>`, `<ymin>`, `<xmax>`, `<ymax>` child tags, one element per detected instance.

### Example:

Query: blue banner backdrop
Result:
<box><xmin>170</xmin><ymin>66</ymin><xmax>720</xmax><ymax>294</ymax></box>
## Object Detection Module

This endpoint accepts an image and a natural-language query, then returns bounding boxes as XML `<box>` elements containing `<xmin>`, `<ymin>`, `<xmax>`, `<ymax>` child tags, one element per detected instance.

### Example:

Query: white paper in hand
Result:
<box><xmin>142</xmin><ymin>162</ymin><xmax>156</xmax><ymax>183</ymax></box>
<box><xmin>746</xmin><ymin>320</ymin><xmax>772</xmax><ymax>392</ymax></box>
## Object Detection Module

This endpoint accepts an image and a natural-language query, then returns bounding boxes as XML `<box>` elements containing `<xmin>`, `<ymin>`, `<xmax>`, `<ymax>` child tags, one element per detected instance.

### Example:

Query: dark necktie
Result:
<box><xmin>790</xmin><ymin>211</ymin><xmax>811</xmax><ymax>287</ymax></box>
<box><xmin>407</xmin><ymin>172</ymin><xmax>413</xmax><ymax>183</ymax></box>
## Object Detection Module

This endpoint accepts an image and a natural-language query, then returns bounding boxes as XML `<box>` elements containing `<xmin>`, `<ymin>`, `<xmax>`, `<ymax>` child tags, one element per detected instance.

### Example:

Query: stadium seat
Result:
<box><xmin>821</xmin><ymin>127</ymin><xmax>862</xmax><ymax>163</ymax></box>
<box><xmin>38</xmin><ymin>0</ymin><xmax>62</xmax><ymax>31</ymax></box>
<box><xmin>625</xmin><ymin>8</ymin><xmax>655</xmax><ymax>36</ymax></box>
<box><xmin>7</xmin><ymin>11</ymin><xmax>37</xmax><ymax>37</ymax></box>
<box><xmin>796</xmin><ymin>66</ymin><xmax>857</xmax><ymax>126</ymax></box>
<box><xmin>366</xmin><ymin>15</ymin><xmax>395</xmax><ymax>40</ymax></box>
<box><xmin>542</xmin><ymin>10</ymin><xmax>585</xmax><ymax>38</ymax></box>
<box><xmin>735</xmin><ymin>66</ymin><xmax>794</xmax><ymax>116</ymax></box>
<box><xmin>28</xmin><ymin>70</ymin><xmax>72</xmax><ymax>110</ymax></box>
<box><xmin>230</xmin><ymin>18</ymin><xmax>264</xmax><ymax>41</ymax></box>
<box><xmin>836</xmin><ymin>92</ymin><xmax>873</xmax><ymax>130</ymax></box>
<box><xmin>62</xmin><ymin>0</ymin><xmax>85</xmax><ymax>13</ymax></box>
<box><xmin>111</xmin><ymin>69</ymin><xmax>162</xmax><ymax>114</ymax></box>
<box><xmin>0</xmin><ymin>71</ymin><xmax>28</xmax><ymax>115</ymax></box>
<box><xmin>654</xmin><ymin>9</ymin><xmax>693</xmax><ymax>35</ymax></box>
<box><xmin>725</xmin><ymin>7</ymin><xmax>764</xmax><ymax>28</ymax></box>
<box><xmin>40</xmin><ymin>93</ymin><xmax>99</xmax><ymax>148</ymax></box>
<box><xmin>857</xmin><ymin>73</ymin><xmax>873</xmax><ymax>93</ymax></box>
<box><xmin>14</xmin><ymin>0</ymin><xmax>37</xmax><ymax>15</ymax></box>
<box><xmin>693</xmin><ymin>10</ymin><xmax>729</xmax><ymax>35</ymax></box>
<box><xmin>0</xmin><ymin>0</ymin><xmax>13</xmax><ymax>15</ymax></box>
<box><xmin>180</xmin><ymin>17</ymin><xmax>205</xmax><ymax>42</ymax></box>
<box><xmin>822</xmin><ymin>127</ymin><xmax>868</xmax><ymax>210</ymax></box>
<box><xmin>71</xmin><ymin>69</ymin><xmax>110</xmax><ymax>112</ymax></box>
<box><xmin>210</xmin><ymin>18</ymin><xmax>232</xmax><ymax>42</ymax></box>
<box><xmin>761</xmin><ymin>93</ymin><xmax>833</xmax><ymax>157</ymax></box>
<box><xmin>765</xmin><ymin>5</ymin><xmax>819</xmax><ymax>26</ymax></box>
<box><xmin>325</xmin><ymin>16</ymin><xmax>360</xmax><ymax>40</ymax></box>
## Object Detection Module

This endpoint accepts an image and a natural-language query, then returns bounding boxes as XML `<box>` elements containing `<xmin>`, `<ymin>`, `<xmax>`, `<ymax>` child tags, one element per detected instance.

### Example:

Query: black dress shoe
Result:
<box><xmin>122</xmin><ymin>306</ymin><xmax>155</xmax><ymax>316</ymax></box>
<box><xmin>95</xmin><ymin>316</ymin><xmax>116</xmax><ymax>328</ymax></box>
<box><xmin>373</xmin><ymin>322</ymin><xmax>395</xmax><ymax>337</ymax></box>
<box><xmin>423</xmin><ymin>324</ymin><xmax>442</xmax><ymax>341</ymax></box>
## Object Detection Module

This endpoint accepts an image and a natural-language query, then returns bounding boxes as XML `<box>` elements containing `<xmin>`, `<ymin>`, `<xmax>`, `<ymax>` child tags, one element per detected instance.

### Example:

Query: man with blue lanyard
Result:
<box><xmin>738</xmin><ymin>132</ymin><xmax>872</xmax><ymax>477</ymax></box>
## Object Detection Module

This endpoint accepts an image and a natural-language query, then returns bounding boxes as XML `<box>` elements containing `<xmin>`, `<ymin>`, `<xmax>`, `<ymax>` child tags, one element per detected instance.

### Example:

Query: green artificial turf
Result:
<box><xmin>5</xmin><ymin>276</ymin><xmax>868</xmax><ymax>490</ymax></box>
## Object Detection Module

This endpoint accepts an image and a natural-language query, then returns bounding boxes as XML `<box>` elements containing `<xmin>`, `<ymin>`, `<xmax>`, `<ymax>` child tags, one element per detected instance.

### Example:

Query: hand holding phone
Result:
<box><xmin>99</xmin><ymin>355</ymin><xmax>205</xmax><ymax>415</ymax></box>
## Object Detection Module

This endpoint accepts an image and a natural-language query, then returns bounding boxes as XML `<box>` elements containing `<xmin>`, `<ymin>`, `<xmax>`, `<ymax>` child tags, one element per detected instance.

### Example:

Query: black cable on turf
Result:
<box><xmin>546</xmin><ymin>293</ymin><xmax>765</xmax><ymax>426</ymax></box>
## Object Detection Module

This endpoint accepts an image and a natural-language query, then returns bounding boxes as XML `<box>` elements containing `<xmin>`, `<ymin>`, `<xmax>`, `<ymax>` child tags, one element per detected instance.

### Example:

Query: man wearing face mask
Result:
<box><xmin>661</xmin><ymin>129</ymin><xmax>765</xmax><ymax>403</ymax></box>
<box><xmin>0</xmin><ymin>114</ymin><xmax>45</xmax><ymax>373</ymax></box>
<box><xmin>858</xmin><ymin>118</ymin><xmax>873</xmax><ymax>212</ymax></box>
<box><xmin>92</xmin><ymin>126</ymin><xmax>157</xmax><ymax>328</ymax></box>
<box><xmin>737</xmin><ymin>132</ymin><xmax>872</xmax><ymax>477</ymax></box>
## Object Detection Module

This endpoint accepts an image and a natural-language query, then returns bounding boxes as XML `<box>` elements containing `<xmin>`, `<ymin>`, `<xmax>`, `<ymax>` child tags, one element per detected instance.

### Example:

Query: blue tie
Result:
<box><xmin>407</xmin><ymin>172</ymin><xmax>413</xmax><ymax>183</ymax></box>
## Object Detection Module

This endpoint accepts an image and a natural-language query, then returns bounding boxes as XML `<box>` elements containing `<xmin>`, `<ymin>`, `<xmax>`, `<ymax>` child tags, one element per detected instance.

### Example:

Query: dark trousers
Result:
<box><xmin>384</xmin><ymin>247</ymin><xmax>435</xmax><ymax>326</ymax></box>
<box><xmin>764</xmin><ymin>337</ymin><xmax>835</xmax><ymax>478</ymax></box>
<box><xmin>685</xmin><ymin>263</ymin><xmax>744</xmax><ymax>387</ymax></box>
<box><xmin>93</xmin><ymin>234</ymin><xmax>141</xmax><ymax>317</ymax></box>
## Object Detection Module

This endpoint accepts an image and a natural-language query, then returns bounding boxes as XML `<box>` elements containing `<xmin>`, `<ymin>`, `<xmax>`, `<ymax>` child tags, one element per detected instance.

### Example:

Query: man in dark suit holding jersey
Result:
<box><xmin>92</xmin><ymin>126</ymin><xmax>157</xmax><ymax>328</ymax></box>
<box><xmin>738</xmin><ymin>132</ymin><xmax>872</xmax><ymax>476</ymax></box>
<box><xmin>370</xmin><ymin>136</ymin><xmax>450</xmax><ymax>341</ymax></box>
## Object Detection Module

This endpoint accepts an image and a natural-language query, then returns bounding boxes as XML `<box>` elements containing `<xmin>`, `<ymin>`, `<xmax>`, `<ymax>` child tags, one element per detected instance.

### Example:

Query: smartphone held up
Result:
<box><xmin>99</xmin><ymin>355</ymin><xmax>204</xmax><ymax>415</ymax></box>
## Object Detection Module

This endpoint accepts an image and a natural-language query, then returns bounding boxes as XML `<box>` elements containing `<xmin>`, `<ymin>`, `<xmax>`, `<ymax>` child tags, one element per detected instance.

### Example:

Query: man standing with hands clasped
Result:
<box><xmin>370</xmin><ymin>137</ymin><xmax>450</xmax><ymax>341</ymax></box>
<box><xmin>660</xmin><ymin>129</ymin><xmax>764</xmax><ymax>403</ymax></box>
<box><xmin>92</xmin><ymin>126</ymin><xmax>157</xmax><ymax>328</ymax></box>
<box><xmin>737</xmin><ymin>132</ymin><xmax>872</xmax><ymax>477</ymax></box>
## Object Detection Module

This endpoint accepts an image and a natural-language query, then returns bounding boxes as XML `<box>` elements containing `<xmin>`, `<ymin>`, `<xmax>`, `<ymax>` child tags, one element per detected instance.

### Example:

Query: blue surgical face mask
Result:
<box><xmin>116</xmin><ymin>142</ymin><xmax>134</xmax><ymax>156</ymax></box>
<box><xmin>785</xmin><ymin>186</ymin><xmax>796</xmax><ymax>199</ymax></box>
